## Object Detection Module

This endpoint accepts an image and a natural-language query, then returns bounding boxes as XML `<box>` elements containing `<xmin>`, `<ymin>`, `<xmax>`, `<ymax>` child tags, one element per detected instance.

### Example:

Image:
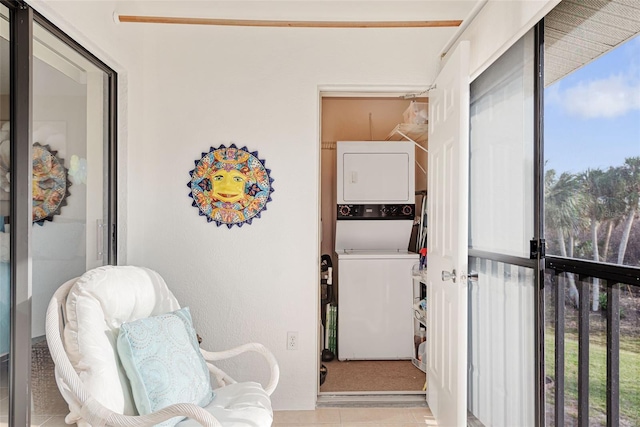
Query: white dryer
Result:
<box><xmin>335</xmin><ymin>141</ymin><xmax>418</xmax><ymax>361</ymax></box>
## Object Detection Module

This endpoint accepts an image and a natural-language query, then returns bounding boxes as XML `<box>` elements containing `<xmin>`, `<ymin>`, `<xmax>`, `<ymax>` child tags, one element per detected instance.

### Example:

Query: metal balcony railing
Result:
<box><xmin>545</xmin><ymin>256</ymin><xmax>640</xmax><ymax>427</ymax></box>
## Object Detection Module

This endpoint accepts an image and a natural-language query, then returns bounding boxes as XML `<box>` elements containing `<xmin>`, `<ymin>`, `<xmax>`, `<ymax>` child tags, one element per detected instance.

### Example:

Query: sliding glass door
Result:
<box><xmin>0</xmin><ymin>3</ymin><xmax>10</xmax><ymax>421</ymax></box>
<box><xmin>0</xmin><ymin>1</ymin><xmax>117</xmax><ymax>423</ymax></box>
<box><xmin>467</xmin><ymin>27</ymin><xmax>541</xmax><ymax>426</ymax></box>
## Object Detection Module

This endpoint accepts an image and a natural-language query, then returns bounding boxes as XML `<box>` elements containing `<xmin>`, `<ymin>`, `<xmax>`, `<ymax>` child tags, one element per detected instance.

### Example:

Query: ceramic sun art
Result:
<box><xmin>188</xmin><ymin>144</ymin><xmax>274</xmax><ymax>228</ymax></box>
<box><xmin>32</xmin><ymin>143</ymin><xmax>71</xmax><ymax>225</ymax></box>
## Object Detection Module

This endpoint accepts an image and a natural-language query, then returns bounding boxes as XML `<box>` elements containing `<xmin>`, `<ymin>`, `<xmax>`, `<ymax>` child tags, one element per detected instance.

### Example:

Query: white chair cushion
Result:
<box><xmin>177</xmin><ymin>382</ymin><xmax>273</xmax><ymax>427</ymax></box>
<box><xmin>63</xmin><ymin>265</ymin><xmax>181</xmax><ymax>416</ymax></box>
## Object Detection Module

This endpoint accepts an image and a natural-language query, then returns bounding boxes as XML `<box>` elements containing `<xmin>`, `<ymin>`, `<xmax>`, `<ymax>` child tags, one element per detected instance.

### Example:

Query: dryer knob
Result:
<box><xmin>339</xmin><ymin>205</ymin><xmax>351</xmax><ymax>216</ymax></box>
<box><xmin>402</xmin><ymin>205</ymin><xmax>413</xmax><ymax>215</ymax></box>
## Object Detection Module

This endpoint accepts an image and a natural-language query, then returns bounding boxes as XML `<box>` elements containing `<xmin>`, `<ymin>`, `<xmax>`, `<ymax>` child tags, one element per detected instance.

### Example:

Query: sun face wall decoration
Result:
<box><xmin>187</xmin><ymin>144</ymin><xmax>274</xmax><ymax>228</ymax></box>
<box><xmin>1</xmin><ymin>122</ymin><xmax>73</xmax><ymax>225</ymax></box>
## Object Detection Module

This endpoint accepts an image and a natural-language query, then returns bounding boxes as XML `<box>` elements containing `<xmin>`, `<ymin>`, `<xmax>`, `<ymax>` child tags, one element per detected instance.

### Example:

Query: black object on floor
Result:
<box><xmin>320</xmin><ymin>364</ymin><xmax>328</xmax><ymax>386</ymax></box>
<box><xmin>322</xmin><ymin>348</ymin><xmax>335</xmax><ymax>362</ymax></box>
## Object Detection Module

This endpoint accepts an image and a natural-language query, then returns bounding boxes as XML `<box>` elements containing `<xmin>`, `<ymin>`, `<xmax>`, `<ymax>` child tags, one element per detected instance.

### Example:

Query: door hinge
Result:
<box><xmin>530</xmin><ymin>239</ymin><xmax>546</xmax><ymax>259</ymax></box>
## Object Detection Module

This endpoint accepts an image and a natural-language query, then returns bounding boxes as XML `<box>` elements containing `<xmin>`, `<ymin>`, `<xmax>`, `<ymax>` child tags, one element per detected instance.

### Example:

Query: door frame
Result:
<box><xmin>9</xmin><ymin>4</ymin><xmax>34</xmax><ymax>426</ymax></box>
<box><xmin>316</xmin><ymin>85</ymin><xmax>431</xmax><ymax>405</ymax></box>
<box><xmin>533</xmin><ymin>20</ymin><xmax>546</xmax><ymax>427</ymax></box>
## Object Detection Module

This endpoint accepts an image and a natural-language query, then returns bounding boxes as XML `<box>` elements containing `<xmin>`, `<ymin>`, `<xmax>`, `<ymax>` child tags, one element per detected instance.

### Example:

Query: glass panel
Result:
<box><xmin>543</xmin><ymin>271</ymin><xmax>557</xmax><ymax>427</ymax></box>
<box><xmin>544</xmin><ymin>26</ymin><xmax>640</xmax><ymax>268</ymax></box>
<box><xmin>30</xmin><ymin>21</ymin><xmax>110</xmax><ymax>418</ymax></box>
<box><xmin>468</xmin><ymin>27</ymin><xmax>536</xmax><ymax>426</ymax></box>
<box><xmin>469</xmin><ymin>30</ymin><xmax>535</xmax><ymax>258</ymax></box>
<box><xmin>0</xmin><ymin>4</ymin><xmax>9</xmax><ymax>422</ymax></box>
<box><xmin>468</xmin><ymin>257</ymin><xmax>536</xmax><ymax>425</ymax></box>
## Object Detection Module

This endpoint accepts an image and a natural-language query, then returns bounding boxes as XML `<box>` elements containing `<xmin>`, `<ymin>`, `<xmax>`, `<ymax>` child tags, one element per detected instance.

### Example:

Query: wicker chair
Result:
<box><xmin>45</xmin><ymin>265</ymin><xmax>279</xmax><ymax>427</ymax></box>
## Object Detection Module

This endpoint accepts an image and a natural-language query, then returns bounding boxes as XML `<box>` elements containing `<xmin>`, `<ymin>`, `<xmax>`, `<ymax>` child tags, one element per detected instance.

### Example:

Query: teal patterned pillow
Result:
<box><xmin>117</xmin><ymin>307</ymin><xmax>214</xmax><ymax>426</ymax></box>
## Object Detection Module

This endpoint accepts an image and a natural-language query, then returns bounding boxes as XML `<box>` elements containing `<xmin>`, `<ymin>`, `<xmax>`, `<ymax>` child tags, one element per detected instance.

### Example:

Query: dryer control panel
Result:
<box><xmin>337</xmin><ymin>204</ymin><xmax>414</xmax><ymax>220</ymax></box>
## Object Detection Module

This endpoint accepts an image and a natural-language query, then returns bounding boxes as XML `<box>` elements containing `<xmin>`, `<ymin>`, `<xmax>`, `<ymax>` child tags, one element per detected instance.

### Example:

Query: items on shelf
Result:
<box><xmin>419</xmin><ymin>248</ymin><xmax>427</xmax><ymax>269</ymax></box>
<box><xmin>403</xmin><ymin>101</ymin><xmax>429</xmax><ymax>125</ymax></box>
<box><xmin>326</xmin><ymin>304</ymin><xmax>337</xmax><ymax>355</ymax></box>
<box><xmin>412</xmin><ymin>324</ymin><xmax>427</xmax><ymax>373</ymax></box>
<box><xmin>413</xmin><ymin>298</ymin><xmax>427</xmax><ymax>326</ymax></box>
<box><xmin>412</xmin><ymin>263</ymin><xmax>428</xmax><ymax>281</ymax></box>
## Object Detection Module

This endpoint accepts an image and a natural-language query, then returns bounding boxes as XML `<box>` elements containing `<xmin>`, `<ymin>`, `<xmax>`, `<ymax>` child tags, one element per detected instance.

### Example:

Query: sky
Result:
<box><xmin>544</xmin><ymin>34</ymin><xmax>640</xmax><ymax>175</ymax></box>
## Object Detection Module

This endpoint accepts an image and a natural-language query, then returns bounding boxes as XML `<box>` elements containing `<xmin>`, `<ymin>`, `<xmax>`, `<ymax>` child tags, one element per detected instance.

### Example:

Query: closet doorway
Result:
<box><xmin>319</xmin><ymin>94</ymin><xmax>428</xmax><ymax>399</ymax></box>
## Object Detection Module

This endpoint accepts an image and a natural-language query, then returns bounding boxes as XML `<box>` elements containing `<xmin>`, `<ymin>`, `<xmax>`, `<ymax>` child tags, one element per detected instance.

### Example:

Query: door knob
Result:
<box><xmin>441</xmin><ymin>269</ymin><xmax>456</xmax><ymax>283</ymax></box>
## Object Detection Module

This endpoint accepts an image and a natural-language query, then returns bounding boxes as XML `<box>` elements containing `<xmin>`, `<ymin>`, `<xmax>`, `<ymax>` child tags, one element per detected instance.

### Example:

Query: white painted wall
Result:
<box><xmin>27</xmin><ymin>0</ymin><xmax>560</xmax><ymax>413</ymax></box>
<box><xmin>127</xmin><ymin>24</ymin><xmax>452</xmax><ymax>410</ymax></box>
<box><xmin>30</xmin><ymin>0</ymin><xmax>457</xmax><ymax>410</ymax></box>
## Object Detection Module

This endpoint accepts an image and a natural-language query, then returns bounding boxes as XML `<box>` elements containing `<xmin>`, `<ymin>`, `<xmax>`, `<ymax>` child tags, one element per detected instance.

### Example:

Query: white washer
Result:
<box><xmin>334</xmin><ymin>141</ymin><xmax>418</xmax><ymax>361</ymax></box>
<box><xmin>337</xmin><ymin>249</ymin><xmax>417</xmax><ymax>360</ymax></box>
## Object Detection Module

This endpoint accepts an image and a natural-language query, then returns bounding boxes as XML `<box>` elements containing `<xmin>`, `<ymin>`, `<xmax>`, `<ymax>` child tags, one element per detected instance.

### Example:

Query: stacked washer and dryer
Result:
<box><xmin>335</xmin><ymin>141</ymin><xmax>418</xmax><ymax>361</ymax></box>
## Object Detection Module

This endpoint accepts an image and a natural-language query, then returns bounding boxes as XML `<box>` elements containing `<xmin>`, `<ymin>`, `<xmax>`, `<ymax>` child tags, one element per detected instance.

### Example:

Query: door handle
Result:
<box><xmin>441</xmin><ymin>269</ymin><xmax>456</xmax><ymax>283</ymax></box>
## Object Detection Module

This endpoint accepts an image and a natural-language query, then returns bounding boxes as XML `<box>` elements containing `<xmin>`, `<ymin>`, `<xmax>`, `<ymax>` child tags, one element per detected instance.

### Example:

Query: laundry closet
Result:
<box><xmin>319</xmin><ymin>96</ymin><xmax>429</xmax><ymax>395</ymax></box>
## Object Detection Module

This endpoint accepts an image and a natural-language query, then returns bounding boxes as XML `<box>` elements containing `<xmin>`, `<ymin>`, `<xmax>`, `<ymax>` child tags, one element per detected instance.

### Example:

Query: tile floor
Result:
<box><xmin>273</xmin><ymin>407</ymin><xmax>437</xmax><ymax>426</ymax></box>
<box><xmin>0</xmin><ymin>415</ymin><xmax>68</xmax><ymax>427</ymax></box>
<box><xmin>2</xmin><ymin>356</ymin><xmax>436</xmax><ymax>427</ymax></box>
<box><xmin>0</xmin><ymin>407</ymin><xmax>436</xmax><ymax>427</ymax></box>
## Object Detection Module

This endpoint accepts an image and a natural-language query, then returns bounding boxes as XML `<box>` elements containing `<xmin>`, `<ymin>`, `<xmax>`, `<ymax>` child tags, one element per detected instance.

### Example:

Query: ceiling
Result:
<box><xmin>1</xmin><ymin>1</ymin><xmax>482</xmax><ymax>96</ymax></box>
<box><xmin>115</xmin><ymin>0</ymin><xmax>639</xmax><ymax>89</ymax></box>
<box><xmin>2</xmin><ymin>1</ymin><xmax>639</xmax><ymax>97</ymax></box>
<box><xmin>545</xmin><ymin>0</ymin><xmax>640</xmax><ymax>86</ymax></box>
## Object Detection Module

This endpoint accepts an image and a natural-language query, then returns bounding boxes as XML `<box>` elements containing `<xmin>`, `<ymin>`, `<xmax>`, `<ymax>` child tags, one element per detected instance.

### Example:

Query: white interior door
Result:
<box><xmin>426</xmin><ymin>41</ymin><xmax>470</xmax><ymax>427</ymax></box>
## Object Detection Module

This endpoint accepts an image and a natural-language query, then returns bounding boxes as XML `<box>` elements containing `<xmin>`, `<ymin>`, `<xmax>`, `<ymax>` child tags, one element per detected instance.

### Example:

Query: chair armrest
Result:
<box><xmin>92</xmin><ymin>400</ymin><xmax>222</xmax><ymax>427</ymax></box>
<box><xmin>200</xmin><ymin>343</ymin><xmax>280</xmax><ymax>396</ymax></box>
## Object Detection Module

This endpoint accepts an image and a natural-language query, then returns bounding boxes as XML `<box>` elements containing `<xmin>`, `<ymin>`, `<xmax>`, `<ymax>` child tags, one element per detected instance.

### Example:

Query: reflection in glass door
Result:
<box><xmin>0</xmin><ymin>3</ymin><xmax>10</xmax><ymax>420</ymax></box>
<box><xmin>30</xmin><ymin>19</ymin><xmax>111</xmax><ymax>419</ymax></box>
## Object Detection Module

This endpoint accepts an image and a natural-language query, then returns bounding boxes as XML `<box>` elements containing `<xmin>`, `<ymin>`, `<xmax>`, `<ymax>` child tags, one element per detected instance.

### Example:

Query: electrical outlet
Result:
<box><xmin>287</xmin><ymin>331</ymin><xmax>298</xmax><ymax>350</ymax></box>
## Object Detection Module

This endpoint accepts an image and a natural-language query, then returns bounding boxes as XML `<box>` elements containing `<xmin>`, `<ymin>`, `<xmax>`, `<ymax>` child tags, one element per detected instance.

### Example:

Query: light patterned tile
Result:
<box><xmin>409</xmin><ymin>407</ymin><xmax>436</xmax><ymax>424</ymax></box>
<box><xmin>339</xmin><ymin>408</ymin><xmax>416</xmax><ymax>424</ymax></box>
<box><xmin>31</xmin><ymin>416</ymin><xmax>54</xmax><ymax>426</ymax></box>
<box><xmin>273</xmin><ymin>424</ymin><xmax>340</xmax><ymax>427</ymax></box>
<box><xmin>380</xmin><ymin>425</ymin><xmax>431</xmax><ymax>427</ymax></box>
<box><xmin>273</xmin><ymin>408</ymin><xmax>341</xmax><ymax>424</ymax></box>
<box><xmin>40</xmin><ymin>416</ymin><xmax>75</xmax><ymax>426</ymax></box>
<box><xmin>0</xmin><ymin>415</ymin><xmax>52</xmax><ymax>426</ymax></box>
<box><xmin>342</xmin><ymin>424</ymin><xmax>426</xmax><ymax>427</ymax></box>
